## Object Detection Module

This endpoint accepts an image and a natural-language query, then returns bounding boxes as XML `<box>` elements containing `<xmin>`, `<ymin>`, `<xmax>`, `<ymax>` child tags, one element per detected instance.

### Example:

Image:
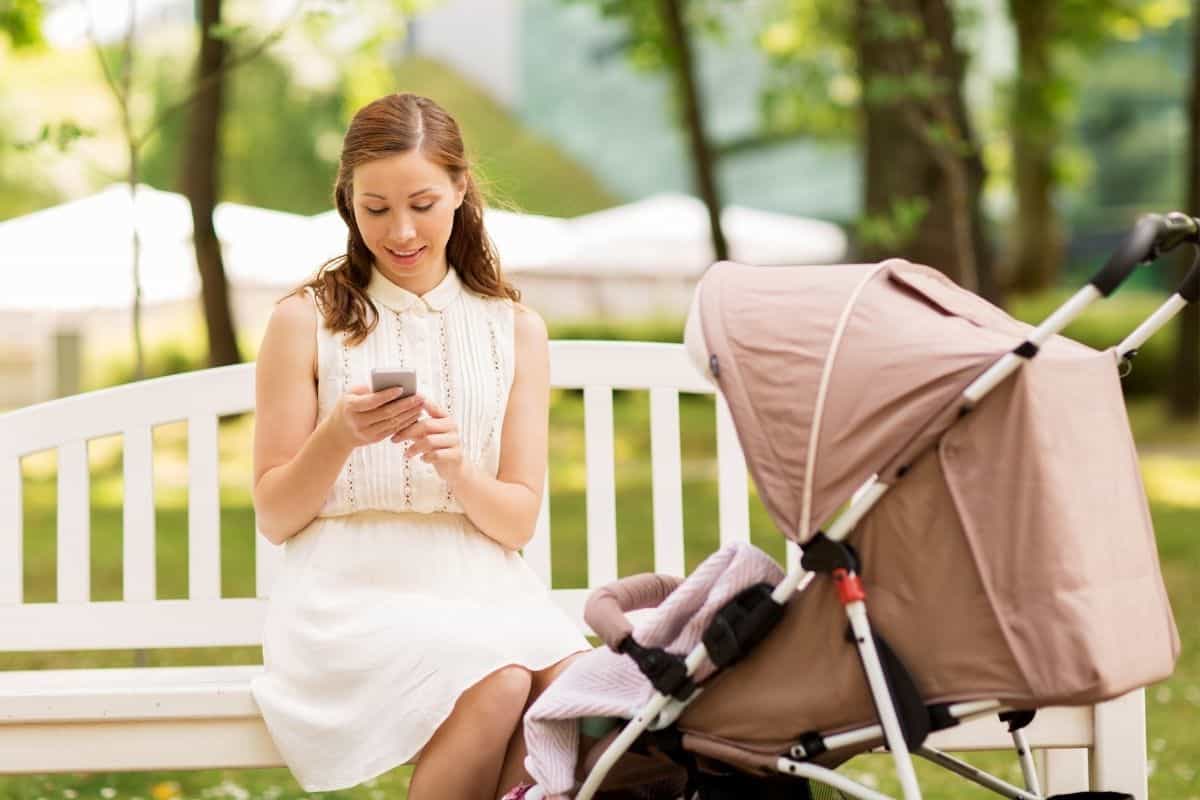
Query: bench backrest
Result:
<box><xmin>0</xmin><ymin>341</ymin><xmax>762</xmax><ymax>652</ymax></box>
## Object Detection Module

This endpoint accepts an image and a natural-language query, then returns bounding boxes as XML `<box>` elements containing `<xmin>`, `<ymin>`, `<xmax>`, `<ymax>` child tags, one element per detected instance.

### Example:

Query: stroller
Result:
<box><xmin>518</xmin><ymin>212</ymin><xmax>1199</xmax><ymax>800</ymax></box>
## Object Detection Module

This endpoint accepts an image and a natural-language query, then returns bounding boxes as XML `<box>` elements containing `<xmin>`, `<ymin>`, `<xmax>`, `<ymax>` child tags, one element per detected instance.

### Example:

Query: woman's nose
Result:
<box><xmin>390</xmin><ymin>214</ymin><xmax>416</xmax><ymax>241</ymax></box>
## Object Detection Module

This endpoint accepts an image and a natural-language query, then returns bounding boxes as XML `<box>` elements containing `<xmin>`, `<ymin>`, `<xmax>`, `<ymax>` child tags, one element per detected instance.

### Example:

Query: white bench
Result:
<box><xmin>0</xmin><ymin>340</ymin><xmax>1146</xmax><ymax>797</ymax></box>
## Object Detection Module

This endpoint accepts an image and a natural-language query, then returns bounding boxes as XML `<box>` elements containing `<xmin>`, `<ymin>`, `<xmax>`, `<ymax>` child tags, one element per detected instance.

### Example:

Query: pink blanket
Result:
<box><xmin>522</xmin><ymin>542</ymin><xmax>785</xmax><ymax>796</ymax></box>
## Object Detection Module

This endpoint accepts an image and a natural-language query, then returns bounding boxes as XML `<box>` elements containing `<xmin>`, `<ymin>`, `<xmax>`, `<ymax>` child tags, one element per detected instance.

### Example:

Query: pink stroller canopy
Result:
<box><xmin>689</xmin><ymin>258</ymin><xmax>1177</xmax><ymax>712</ymax></box>
<box><xmin>698</xmin><ymin>259</ymin><xmax>1123</xmax><ymax>543</ymax></box>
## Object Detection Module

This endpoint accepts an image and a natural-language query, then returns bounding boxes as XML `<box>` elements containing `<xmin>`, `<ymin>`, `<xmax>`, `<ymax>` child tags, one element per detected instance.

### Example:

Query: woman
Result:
<box><xmin>249</xmin><ymin>93</ymin><xmax>589</xmax><ymax>800</ymax></box>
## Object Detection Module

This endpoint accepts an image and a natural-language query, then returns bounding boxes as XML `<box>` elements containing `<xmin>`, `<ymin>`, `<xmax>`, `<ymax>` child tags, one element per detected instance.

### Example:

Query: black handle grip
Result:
<box><xmin>1180</xmin><ymin>249</ymin><xmax>1200</xmax><ymax>304</ymax></box>
<box><xmin>1090</xmin><ymin>213</ymin><xmax>1200</xmax><ymax>297</ymax></box>
<box><xmin>1159</xmin><ymin>212</ymin><xmax>1200</xmax><ymax>251</ymax></box>
<box><xmin>1091</xmin><ymin>216</ymin><xmax>1166</xmax><ymax>296</ymax></box>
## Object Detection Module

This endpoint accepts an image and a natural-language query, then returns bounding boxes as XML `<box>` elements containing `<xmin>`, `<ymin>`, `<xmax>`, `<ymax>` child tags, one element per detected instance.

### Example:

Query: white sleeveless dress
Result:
<box><xmin>250</xmin><ymin>266</ymin><xmax>590</xmax><ymax>793</ymax></box>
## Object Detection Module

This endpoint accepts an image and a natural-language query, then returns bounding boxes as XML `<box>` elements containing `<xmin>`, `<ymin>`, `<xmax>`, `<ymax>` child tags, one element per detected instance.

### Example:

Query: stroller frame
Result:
<box><xmin>563</xmin><ymin>213</ymin><xmax>1200</xmax><ymax>800</ymax></box>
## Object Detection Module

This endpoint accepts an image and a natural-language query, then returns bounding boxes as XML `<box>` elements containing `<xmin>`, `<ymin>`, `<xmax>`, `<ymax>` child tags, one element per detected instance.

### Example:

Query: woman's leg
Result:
<box><xmin>409</xmin><ymin>665</ymin><xmax>533</xmax><ymax>800</ymax></box>
<box><xmin>494</xmin><ymin>651</ymin><xmax>590</xmax><ymax>798</ymax></box>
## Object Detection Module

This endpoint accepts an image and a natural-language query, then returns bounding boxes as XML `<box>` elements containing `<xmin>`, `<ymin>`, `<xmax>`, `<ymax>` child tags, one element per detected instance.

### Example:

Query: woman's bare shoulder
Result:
<box><xmin>511</xmin><ymin>302</ymin><xmax>548</xmax><ymax>347</ymax></box>
<box><xmin>273</xmin><ymin>289</ymin><xmax>317</xmax><ymax>327</ymax></box>
<box><xmin>260</xmin><ymin>290</ymin><xmax>318</xmax><ymax>379</ymax></box>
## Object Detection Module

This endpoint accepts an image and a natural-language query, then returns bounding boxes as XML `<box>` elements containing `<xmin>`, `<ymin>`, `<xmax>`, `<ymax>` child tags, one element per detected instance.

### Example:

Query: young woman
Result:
<box><xmin>249</xmin><ymin>93</ymin><xmax>589</xmax><ymax>800</ymax></box>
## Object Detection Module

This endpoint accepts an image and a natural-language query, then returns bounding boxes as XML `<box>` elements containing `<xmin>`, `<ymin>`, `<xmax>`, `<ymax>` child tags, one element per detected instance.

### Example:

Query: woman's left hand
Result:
<box><xmin>394</xmin><ymin>398</ymin><xmax>468</xmax><ymax>487</ymax></box>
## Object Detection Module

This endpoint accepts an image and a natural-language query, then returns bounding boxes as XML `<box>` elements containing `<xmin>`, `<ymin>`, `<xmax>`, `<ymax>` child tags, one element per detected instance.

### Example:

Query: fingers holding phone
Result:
<box><xmin>395</xmin><ymin>398</ymin><xmax>465</xmax><ymax>485</ymax></box>
<box><xmin>331</xmin><ymin>372</ymin><xmax>423</xmax><ymax>448</ymax></box>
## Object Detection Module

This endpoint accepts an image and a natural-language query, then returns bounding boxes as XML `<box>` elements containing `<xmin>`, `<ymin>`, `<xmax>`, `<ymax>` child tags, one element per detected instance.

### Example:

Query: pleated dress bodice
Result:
<box><xmin>313</xmin><ymin>265</ymin><xmax>515</xmax><ymax>516</ymax></box>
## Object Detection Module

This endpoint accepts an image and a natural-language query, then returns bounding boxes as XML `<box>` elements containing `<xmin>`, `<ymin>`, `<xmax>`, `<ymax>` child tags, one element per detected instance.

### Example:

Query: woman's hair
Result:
<box><xmin>294</xmin><ymin>93</ymin><xmax>519</xmax><ymax>346</ymax></box>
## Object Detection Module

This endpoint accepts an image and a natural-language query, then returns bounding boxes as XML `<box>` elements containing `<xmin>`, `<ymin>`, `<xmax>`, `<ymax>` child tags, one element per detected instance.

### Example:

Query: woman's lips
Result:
<box><xmin>386</xmin><ymin>245</ymin><xmax>425</xmax><ymax>265</ymax></box>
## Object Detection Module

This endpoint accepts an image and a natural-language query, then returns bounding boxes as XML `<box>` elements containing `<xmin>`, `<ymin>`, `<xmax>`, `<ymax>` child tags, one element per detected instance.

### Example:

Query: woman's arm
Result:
<box><xmin>252</xmin><ymin>293</ymin><xmax>348</xmax><ymax>545</ymax></box>
<box><xmin>252</xmin><ymin>293</ymin><xmax>426</xmax><ymax>544</ymax></box>
<box><xmin>406</xmin><ymin>304</ymin><xmax>550</xmax><ymax>551</ymax></box>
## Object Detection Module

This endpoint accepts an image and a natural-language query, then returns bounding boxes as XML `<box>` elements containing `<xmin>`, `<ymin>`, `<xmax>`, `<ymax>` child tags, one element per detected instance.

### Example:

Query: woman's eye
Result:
<box><xmin>365</xmin><ymin>207</ymin><xmax>387</xmax><ymax>216</ymax></box>
<box><xmin>413</xmin><ymin>203</ymin><xmax>435</xmax><ymax>212</ymax></box>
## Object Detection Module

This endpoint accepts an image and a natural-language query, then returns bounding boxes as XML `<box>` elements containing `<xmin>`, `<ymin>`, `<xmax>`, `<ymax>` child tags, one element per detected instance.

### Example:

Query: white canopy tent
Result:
<box><xmin>555</xmin><ymin>192</ymin><xmax>848</xmax><ymax>276</ymax></box>
<box><xmin>0</xmin><ymin>184</ymin><xmax>848</xmax><ymax>403</ymax></box>
<box><xmin>0</xmin><ymin>185</ymin><xmax>846</xmax><ymax>315</ymax></box>
<box><xmin>0</xmin><ymin>184</ymin><xmax>199</xmax><ymax>313</ymax></box>
<box><xmin>212</xmin><ymin>201</ymin><xmax>315</xmax><ymax>289</ymax></box>
<box><xmin>0</xmin><ymin>185</ymin><xmax>321</xmax><ymax>316</ymax></box>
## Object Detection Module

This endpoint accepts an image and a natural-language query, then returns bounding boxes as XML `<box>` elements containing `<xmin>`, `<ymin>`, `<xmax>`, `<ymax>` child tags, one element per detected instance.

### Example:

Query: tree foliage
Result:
<box><xmin>0</xmin><ymin>0</ymin><xmax>42</xmax><ymax>49</ymax></box>
<box><xmin>753</xmin><ymin>1</ymin><xmax>855</xmax><ymax>141</ymax></box>
<box><xmin>854</xmin><ymin>0</ymin><xmax>997</xmax><ymax>298</ymax></box>
<box><xmin>1002</xmin><ymin>0</ymin><xmax>1188</xmax><ymax>291</ymax></box>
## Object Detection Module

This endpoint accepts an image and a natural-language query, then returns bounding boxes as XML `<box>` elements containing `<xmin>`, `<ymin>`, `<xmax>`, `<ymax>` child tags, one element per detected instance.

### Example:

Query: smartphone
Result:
<box><xmin>369</xmin><ymin>368</ymin><xmax>418</xmax><ymax>398</ymax></box>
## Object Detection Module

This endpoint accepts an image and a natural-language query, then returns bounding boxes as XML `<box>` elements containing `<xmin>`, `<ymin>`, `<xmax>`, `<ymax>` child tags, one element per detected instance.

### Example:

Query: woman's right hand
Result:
<box><xmin>327</xmin><ymin>385</ymin><xmax>424</xmax><ymax>450</ymax></box>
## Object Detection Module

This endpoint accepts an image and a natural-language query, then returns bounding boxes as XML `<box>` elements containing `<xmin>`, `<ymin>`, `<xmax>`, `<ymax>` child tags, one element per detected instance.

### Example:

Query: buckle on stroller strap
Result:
<box><xmin>619</xmin><ymin>637</ymin><xmax>697</xmax><ymax>700</ymax></box>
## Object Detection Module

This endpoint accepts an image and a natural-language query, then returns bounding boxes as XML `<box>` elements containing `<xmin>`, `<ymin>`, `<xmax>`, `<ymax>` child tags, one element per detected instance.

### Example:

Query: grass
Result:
<box><xmin>2</xmin><ymin>390</ymin><xmax>1198</xmax><ymax>798</ymax></box>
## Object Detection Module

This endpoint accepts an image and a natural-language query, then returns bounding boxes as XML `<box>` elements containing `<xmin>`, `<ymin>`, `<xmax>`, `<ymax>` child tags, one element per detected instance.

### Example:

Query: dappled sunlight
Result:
<box><xmin>1141</xmin><ymin>454</ymin><xmax>1200</xmax><ymax>509</ymax></box>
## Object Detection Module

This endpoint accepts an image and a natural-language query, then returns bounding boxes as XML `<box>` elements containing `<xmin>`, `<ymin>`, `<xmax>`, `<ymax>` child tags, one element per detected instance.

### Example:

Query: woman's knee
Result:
<box><xmin>465</xmin><ymin>665</ymin><xmax>532</xmax><ymax>717</ymax></box>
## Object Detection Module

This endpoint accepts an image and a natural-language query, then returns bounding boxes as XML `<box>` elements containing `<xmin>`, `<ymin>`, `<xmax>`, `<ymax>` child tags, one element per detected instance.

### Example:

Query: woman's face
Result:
<box><xmin>351</xmin><ymin>149</ymin><xmax>465</xmax><ymax>289</ymax></box>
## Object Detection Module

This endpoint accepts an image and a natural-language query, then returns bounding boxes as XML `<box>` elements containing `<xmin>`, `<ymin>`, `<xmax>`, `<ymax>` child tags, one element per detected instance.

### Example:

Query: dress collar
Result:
<box><xmin>366</xmin><ymin>264</ymin><xmax>462</xmax><ymax>313</ymax></box>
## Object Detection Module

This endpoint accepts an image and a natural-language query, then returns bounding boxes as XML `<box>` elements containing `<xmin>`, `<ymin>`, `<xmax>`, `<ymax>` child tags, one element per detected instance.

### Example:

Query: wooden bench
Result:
<box><xmin>0</xmin><ymin>341</ymin><xmax>1147</xmax><ymax>797</ymax></box>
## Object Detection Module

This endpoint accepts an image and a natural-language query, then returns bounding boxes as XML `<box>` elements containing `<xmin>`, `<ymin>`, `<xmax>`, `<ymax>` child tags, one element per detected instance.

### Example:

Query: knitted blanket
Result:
<box><xmin>522</xmin><ymin>542</ymin><xmax>785</xmax><ymax>796</ymax></box>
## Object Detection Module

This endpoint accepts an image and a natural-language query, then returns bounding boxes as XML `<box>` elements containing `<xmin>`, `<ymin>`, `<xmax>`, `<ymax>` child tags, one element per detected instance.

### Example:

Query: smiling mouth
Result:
<box><xmin>387</xmin><ymin>246</ymin><xmax>425</xmax><ymax>259</ymax></box>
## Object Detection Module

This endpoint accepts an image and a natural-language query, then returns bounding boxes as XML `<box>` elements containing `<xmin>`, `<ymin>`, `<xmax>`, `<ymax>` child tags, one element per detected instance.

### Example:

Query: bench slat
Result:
<box><xmin>524</xmin><ymin>471</ymin><xmax>552</xmax><ymax>586</ymax></box>
<box><xmin>0</xmin><ymin>718</ymin><xmax>282</xmax><ymax>773</ymax></box>
<box><xmin>0</xmin><ymin>364</ymin><xmax>254</xmax><ymax>458</ymax></box>
<box><xmin>649</xmin><ymin>387</ymin><xmax>685</xmax><ymax>576</ymax></box>
<box><xmin>715</xmin><ymin>394</ymin><xmax>750</xmax><ymax>545</ymax></box>
<box><xmin>0</xmin><ymin>664</ymin><xmax>265</xmax><ymax>722</ymax></box>
<box><xmin>188</xmin><ymin>414</ymin><xmax>221</xmax><ymax>600</ymax></box>
<box><xmin>0</xmin><ymin>456</ymin><xmax>21</xmax><ymax>604</ymax></box>
<box><xmin>0</xmin><ymin>598</ymin><xmax>266</xmax><ymax>651</ymax></box>
<box><xmin>122</xmin><ymin>426</ymin><xmax>155</xmax><ymax>601</ymax></box>
<box><xmin>584</xmin><ymin>386</ymin><xmax>618</xmax><ymax>588</ymax></box>
<box><xmin>57</xmin><ymin>440</ymin><xmax>90</xmax><ymax>603</ymax></box>
<box><xmin>0</xmin><ymin>690</ymin><xmax>1098</xmax><ymax>776</ymax></box>
<box><xmin>551</xmin><ymin>342</ymin><xmax>714</xmax><ymax>393</ymax></box>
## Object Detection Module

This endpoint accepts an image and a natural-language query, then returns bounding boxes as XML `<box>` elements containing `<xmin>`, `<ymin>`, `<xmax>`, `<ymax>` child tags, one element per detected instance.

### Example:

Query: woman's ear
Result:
<box><xmin>454</xmin><ymin>175</ymin><xmax>467</xmax><ymax>209</ymax></box>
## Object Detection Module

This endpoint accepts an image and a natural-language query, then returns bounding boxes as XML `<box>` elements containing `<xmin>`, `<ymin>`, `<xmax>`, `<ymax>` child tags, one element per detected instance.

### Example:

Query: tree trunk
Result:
<box><xmin>182</xmin><ymin>0</ymin><xmax>241</xmax><ymax>368</ymax></box>
<box><xmin>1006</xmin><ymin>0</ymin><xmax>1064</xmax><ymax>293</ymax></box>
<box><xmin>855</xmin><ymin>0</ymin><xmax>998</xmax><ymax>303</ymax></box>
<box><xmin>660</xmin><ymin>0</ymin><xmax>728</xmax><ymax>264</ymax></box>
<box><xmin>1169</xmin><ymin>1</ymin><xmax>1200</xmax><ymax>420</ymax></box>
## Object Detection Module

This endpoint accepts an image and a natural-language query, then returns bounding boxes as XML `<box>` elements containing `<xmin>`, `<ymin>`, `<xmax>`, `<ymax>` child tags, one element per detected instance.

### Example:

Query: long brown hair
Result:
<box><xmin>296</xmin><ymin>93</ymin><xmax>519</xmax><ymax>346</ymax></box>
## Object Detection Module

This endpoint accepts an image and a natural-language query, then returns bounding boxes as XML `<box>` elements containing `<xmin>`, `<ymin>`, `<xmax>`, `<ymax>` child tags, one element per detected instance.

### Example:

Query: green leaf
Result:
<box><xmin>0</xmin><ymin>0</ymin><xmax>43</xmax><ymax>49</ymax></box>
<box><xmin>858</xmin><ymin>196</ymin><xmax>931</xmax><ymax>249</ymax></box>
<box><xmin>13</xmin><ymin>120</ymin><xmax>95</xmax><ymax>153</ymax></box>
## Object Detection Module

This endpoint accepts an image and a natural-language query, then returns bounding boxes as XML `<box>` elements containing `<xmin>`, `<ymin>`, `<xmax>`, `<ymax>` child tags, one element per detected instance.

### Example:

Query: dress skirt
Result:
<box><xmin>249</xmin><ymin>510</ymin><xmax>591</xmax><ymax>792</ymax></box>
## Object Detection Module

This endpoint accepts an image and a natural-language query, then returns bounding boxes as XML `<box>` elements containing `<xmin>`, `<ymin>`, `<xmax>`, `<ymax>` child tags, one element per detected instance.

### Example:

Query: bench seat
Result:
<box><xmin>0</xmin><ymin>662</ymin><xmax>1110</xmax><ymax>780</ymax></box>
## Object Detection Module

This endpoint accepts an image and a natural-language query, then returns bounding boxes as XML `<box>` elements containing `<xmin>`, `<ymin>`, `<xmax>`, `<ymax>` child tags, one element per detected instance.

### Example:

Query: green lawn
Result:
<box><xmin>2</xmin><ymin>392</ymin><xmax>1197</xmax><ymax>799</ymax></box>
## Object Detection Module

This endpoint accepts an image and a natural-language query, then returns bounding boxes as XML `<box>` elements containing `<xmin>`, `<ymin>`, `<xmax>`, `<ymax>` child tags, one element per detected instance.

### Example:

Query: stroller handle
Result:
<box><xmin>1180</xmin><ymin>248</ymin><xmax>1200</xmax><ymax>303</ymax></box>
<box><xmin>584</xmin><ymin>573</ymin><xmax>685</xmax><ymax>651</ymax></box>
<box><xmin>1091</xmin><ymin>212</ymin><xmax>1200</xmax><ymax>296</ymax></box>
